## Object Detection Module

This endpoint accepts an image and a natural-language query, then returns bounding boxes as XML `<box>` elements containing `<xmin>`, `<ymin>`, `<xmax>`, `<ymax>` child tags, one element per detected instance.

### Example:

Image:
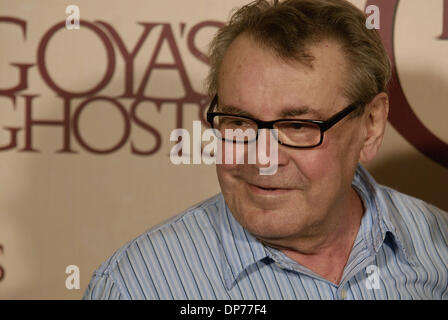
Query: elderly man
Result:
<box><xmin>84</xmin><ymin>0</ymin><xmax>448</xmax><ymax>299</ymax></box>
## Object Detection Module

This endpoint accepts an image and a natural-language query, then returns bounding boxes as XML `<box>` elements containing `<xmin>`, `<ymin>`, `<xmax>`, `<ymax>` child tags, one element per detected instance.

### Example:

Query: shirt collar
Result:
<box><xmin>352</xmin><ymin>164</ymin><xmax>416</xmax><ymax>266</ymax></box>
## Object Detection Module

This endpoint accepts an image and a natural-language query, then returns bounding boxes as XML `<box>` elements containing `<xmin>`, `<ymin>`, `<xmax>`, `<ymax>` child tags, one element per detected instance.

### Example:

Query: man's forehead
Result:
<box><xmin>221</xmin><ymin>34</ymin><xmax>347</xmax><ymax>75</ymax></box>
<box><xmin>217</xmin><ymin>36</ymin><xmax>349</xmax><ymax>119</ymax></box>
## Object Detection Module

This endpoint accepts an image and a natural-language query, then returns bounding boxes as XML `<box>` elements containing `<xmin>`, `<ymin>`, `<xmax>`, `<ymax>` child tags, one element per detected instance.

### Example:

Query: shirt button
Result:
<box><xmin>340</xmin><ymin>289</ymin><xmax>347</xmax><ymax>300</ymax></box>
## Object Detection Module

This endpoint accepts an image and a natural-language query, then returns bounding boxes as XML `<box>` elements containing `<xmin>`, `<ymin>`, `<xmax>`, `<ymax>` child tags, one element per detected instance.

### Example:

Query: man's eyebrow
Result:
<box><xmin>216</xmin><ymin>103</ymin><xmax>325</xmax><ymax>119</ymax></box>
<box><xmin>280</xmin><ymin>107</ymin><xmax>324</xmax><ymax>119</ymax></box>
<box><xmin>216</xmin><ymin>104</ymin><xmax>254</xmax><ymax>117</ymax></box>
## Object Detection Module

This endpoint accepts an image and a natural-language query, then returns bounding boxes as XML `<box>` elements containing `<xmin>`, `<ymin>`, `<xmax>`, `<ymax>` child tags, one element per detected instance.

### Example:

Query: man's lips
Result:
<box><xmin>246</xmin><ymin>182</ymin><xmax>293</xmax><ymax>195</ymax></box>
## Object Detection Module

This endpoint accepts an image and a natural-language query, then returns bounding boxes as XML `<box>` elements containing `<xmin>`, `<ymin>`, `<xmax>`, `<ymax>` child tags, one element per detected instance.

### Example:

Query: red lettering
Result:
<box><xmin>37</xmin><ymin>20</ymin><xmax>115</xmax><ymax>97</ymax></box>
<box><xmin>0</xmin><ymin>244</ymin><xmax>4</xmax><ymax>282</ymax></box>
<box><xmin>439</xmin><ymin>0</ymin><xmax>448</xmax><ymax>39</ymax></box>
<box><xmin>129</xmin><ymin>99</ymin><xmax>162</xmax><ymax>155</ymax></box>
<box><xmin>97</xmin><ymin>21</ymin><xmax>159</xmax><ymax>98</ymax></box>
<box><xmin>187</xmin><ymin>20</ymin><xmax>224</xmax><ymax>64</ymax></box>
<box><xmin>20</xmin><ymin>94</ymin><xmax>74</xmax><ymax>153</ymax></box>
<box><xmin>367</xmin><ymin>0</ymin><xmax>448</xmax><ymax>168</ymax></box>
<box><xmin>0</xmin><ymin>17</ymin><xmax>34</xmax><ymax>96</ymax></box>
<box><xmin>136</xmin><ymin>24</ymin><xmax>202</xmax><ymax>103</ymax></box>
<box><xmin>72</xmin><ymin>96</ymin><xmax>130</xmax><ymax>154</ymax></box>
<box><xmin>186</xmin><ymin>21</ymin><xmax>223</xmax><ymax>127</ymax></box>
<box><xmin>0</xmin><ymin>96</ymin><xmax>21</xmax><ymax>150</ymax></box>
<box><xmin>0</xmin><ymin>19</ymin><xmax>224</xmax><ymax>156</ymax></box>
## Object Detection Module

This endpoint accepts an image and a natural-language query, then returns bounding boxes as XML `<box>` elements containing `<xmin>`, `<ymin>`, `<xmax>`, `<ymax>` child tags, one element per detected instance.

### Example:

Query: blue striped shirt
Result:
<box><xmin>83</xmin><ymin>164</ymin><xmax>448</xmax><ymax>299</ymax></box>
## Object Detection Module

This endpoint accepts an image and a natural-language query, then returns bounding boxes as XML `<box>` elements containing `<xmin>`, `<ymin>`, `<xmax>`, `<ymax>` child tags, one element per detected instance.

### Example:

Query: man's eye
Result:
<box><xmin>284</xmin><ymin>122</ymin><xmax>304</xmax><ymax>130</ymax></box>
<box><xmin>232</xmin><ymin>120</ymin><xmax>249</xmax><ymax>126</ymax></box>
<box><xmin>222</xmin><ymin>118</ymin><xmax>251</xmax><ymax>127</ymax></box>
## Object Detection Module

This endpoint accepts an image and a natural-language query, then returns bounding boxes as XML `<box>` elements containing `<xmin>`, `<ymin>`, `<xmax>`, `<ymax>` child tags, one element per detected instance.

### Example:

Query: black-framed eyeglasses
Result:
<box><xmin>206</xmin><ymin>94</ymin><xmax>360</xmax><ymax>148</ymax></box>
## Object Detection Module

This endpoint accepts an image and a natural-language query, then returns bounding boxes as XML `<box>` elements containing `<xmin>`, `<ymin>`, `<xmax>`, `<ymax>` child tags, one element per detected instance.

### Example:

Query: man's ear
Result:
<box><xmin>359</xmin><ymin>92</ymin><xmax>389</xmax><ymax>163</ymax></box>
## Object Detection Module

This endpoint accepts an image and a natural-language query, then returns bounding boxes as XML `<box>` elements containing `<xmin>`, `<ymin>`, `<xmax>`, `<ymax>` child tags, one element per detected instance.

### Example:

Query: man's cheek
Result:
<box><xmin>216</xmin><ymin>164</ymin><xmax>238</xmax><ymax>186</ymax></box>
<box><xmin>293</xmin><ymin>151</ymin><xmax>335</xmax><ymax>190</ymax></box>
<box><xmin>218</xmin><ymin>141</ymin><xmax>246</xmax><ymax>165</ymax></box>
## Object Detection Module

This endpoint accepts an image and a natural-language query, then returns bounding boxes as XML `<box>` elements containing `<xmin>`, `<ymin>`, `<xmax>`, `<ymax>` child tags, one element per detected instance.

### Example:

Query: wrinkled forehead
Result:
<box><xmin>217</xmin><ymin>34</ymin><xmax>350</xmax><ymax>119</ymax></box>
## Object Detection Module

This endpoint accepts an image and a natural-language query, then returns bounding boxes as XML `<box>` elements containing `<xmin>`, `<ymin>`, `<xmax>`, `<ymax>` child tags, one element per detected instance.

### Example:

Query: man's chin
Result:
<box><xmin>244</xmin><ymin>220</ymin><xmax>304</xmax><ymax>244</ymax></box>
<box><xmin>235</xmin><ymin>204</ymin><xmax>304</xmax><ymax>236</ymax></box>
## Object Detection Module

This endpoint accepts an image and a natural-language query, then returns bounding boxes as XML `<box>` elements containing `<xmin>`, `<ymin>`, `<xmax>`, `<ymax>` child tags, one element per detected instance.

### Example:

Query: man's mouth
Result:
<box><xmin>247</xmin><ymin>182</ymin><xmax>292</xmax><ymax>195</ymax></box>
<box><xmin>257</xmin><ymin>186</ymin><xmax>279</xmax><ymax>191</ymax></box>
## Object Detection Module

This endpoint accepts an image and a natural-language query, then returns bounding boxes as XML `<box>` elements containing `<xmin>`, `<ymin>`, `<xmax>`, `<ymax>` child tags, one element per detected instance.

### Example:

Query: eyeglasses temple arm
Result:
<box><xmin>321</xmin><ymin>103</ymin><xmax>359</xmax><ymax>132</ymax></box>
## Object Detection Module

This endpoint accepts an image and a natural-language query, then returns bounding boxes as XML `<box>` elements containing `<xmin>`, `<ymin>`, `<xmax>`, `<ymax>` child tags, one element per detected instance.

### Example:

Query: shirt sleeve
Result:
<box><xmin>83</xmin><ymin>273</ymin><xmax>123</xmax><ymax>300</ymax></box>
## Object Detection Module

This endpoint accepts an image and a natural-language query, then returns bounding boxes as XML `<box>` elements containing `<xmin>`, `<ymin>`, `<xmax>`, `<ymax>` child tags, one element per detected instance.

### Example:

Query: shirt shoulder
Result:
<box><xmin>84</xmin><ymin>193</ymin><xmax>225</xmax><ymax>299</ymax></box>
<box><xmin>378</xmin><ymin>184</ymin><xmax>448</xmax><ymax>227</ymax></box>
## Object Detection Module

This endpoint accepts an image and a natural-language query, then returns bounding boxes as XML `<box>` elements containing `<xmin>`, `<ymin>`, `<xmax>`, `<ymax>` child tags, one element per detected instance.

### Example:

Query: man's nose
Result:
<box><xmin>255</xmin><ymin>128</ymin><xmax>289</xmax><ymax>169</ymax></box>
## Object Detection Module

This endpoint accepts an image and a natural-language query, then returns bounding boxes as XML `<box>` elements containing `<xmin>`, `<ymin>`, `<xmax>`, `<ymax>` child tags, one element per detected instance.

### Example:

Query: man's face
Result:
<box><xmin>216</xmin><ymin>34</ymin><xmax>366</xmax><ymax>243</ymax></box>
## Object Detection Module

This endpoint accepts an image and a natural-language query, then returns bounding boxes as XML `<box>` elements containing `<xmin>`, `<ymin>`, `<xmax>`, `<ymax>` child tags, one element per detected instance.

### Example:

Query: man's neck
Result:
<box><xmin>267</xmin><ymin>187</ymin><xmax>365</xmax><ymax>285</ymax></box>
